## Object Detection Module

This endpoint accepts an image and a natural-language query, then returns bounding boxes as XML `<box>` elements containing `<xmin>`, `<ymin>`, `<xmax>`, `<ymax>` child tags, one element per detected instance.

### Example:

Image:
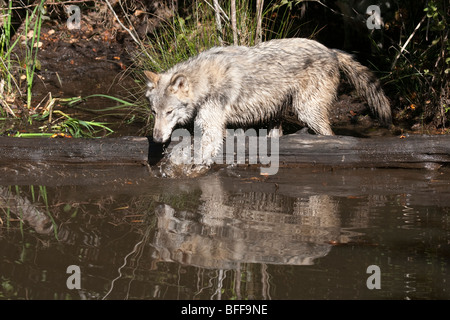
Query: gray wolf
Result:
<box><xmin>144</xmin><ymin>38</ymin><xmax>391</xmax><ymax>164</ymax></box>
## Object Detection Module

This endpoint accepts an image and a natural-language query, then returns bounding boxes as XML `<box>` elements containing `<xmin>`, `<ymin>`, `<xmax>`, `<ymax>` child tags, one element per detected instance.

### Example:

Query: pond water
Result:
<box><xmin>1</xmin><ymin>163</ymin><xmax>449</xmax><ymax>300</ymax></box>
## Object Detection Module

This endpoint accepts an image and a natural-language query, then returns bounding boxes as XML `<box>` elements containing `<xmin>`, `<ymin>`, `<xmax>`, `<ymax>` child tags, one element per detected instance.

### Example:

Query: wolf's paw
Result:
<box><xmin>157</xmin><ymin>156</ymin><xmax>211</xmax><ymax>178</ymax></box>
<box><xmin>187</xmin><ymin>163</ymin><xmax>211</xmax><ymax>177</ymax></box>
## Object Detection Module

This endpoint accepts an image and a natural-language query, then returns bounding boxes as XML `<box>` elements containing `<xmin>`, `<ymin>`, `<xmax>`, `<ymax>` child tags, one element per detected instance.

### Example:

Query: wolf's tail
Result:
<box><xmin>333</xmin><ymin>49</ymin><xmax>392</xmax><ymax>125</ymax></box>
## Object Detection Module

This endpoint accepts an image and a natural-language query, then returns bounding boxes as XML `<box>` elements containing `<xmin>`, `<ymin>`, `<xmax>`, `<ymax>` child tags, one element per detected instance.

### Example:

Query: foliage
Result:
<box><xmin>385</xmin><ymin>0</ymin><xmax>449</xmax><ymax>129</ymax></box>
<box><xmin>0</xmin><ymin>0</ymin><xmax>46</xmax><ymax>118</ymax></box>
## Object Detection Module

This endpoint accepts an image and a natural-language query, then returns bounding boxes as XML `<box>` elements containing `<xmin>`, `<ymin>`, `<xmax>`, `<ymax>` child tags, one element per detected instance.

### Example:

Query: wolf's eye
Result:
<box><xmin>151</xmin><ymin>109</ymin><xmax>156</xmax><ymax>115</ymax></box>
<box><xmin>166</xmin><ymin>110</ymin><xmax>173</xmax><ymax>115</ymax></box>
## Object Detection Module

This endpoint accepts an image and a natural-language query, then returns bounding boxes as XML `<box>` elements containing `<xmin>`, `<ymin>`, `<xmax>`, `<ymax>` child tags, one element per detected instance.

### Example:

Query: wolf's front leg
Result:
<box><xmin>195</xmin><ymin>107</ymin><xmax>226</xmax><ymax>165</ymax></box>
<box><xmin>199</xmin><ymin>128</ymin><xmax>224</xmax><ymax>165</ymax></box>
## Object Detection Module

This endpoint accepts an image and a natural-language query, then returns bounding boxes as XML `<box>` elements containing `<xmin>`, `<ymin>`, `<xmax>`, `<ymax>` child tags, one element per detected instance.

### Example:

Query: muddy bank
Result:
<box><xmin>34</xmin><ymin>20</ymin><xmax>134</xmax><ymax>94</ymax></box>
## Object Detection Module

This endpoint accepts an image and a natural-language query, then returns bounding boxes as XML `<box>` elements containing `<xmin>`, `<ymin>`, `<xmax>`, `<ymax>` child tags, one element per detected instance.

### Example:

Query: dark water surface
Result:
<box><xmin>1</xmin><ymin>164</ymin><xmax>449</xmax><ymax>300</ymax></box>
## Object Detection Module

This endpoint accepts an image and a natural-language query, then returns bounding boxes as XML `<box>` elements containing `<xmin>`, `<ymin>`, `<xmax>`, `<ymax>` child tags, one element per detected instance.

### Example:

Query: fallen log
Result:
<box><xmin>274</xmin><ymin>133</ymin><xmax>450</xmax><ymax>169</ymax></box>
<box><xmin>0</xmin><ymin>133</ymin><xmax>449</xmax><ymax>170</ymax></box>
<box><xmin>0</xmin><ymin>136</ymin><xmax>150</xmax><ymax>165</ymax></box>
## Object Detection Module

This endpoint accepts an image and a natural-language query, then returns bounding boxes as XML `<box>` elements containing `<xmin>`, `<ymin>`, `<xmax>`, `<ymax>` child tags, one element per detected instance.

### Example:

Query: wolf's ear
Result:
<box><xmin>144</xmin><ymin>70</ymin><xmax>160</xmax><ymax>88</ymax></box>
<box><xmin>169</xmin><ymin>74</ymin><xmax>189</xmax><ymax>95</ymax></box>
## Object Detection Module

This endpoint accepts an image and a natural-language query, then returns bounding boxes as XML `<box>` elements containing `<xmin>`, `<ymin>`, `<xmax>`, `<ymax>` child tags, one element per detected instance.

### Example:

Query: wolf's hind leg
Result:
<box><xmin>291</xmin><ymin>89</ymin><xmax>335</xmax><ymax>136</ymax></box>
<box><xmin>267</xmin><ymin>118</ymin><xmax>283</xmax><ymax>138</ymax></box>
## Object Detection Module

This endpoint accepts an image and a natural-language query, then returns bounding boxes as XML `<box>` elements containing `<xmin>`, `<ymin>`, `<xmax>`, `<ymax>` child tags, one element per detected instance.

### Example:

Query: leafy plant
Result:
<box><xmin>42</xmin><ymin>110</ymin><xmax>114</xmax><ymax>138</ymax></box>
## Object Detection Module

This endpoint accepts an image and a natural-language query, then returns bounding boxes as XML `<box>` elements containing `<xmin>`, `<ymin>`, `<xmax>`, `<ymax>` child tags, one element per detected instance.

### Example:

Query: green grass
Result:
<box><xmin>49</xmin><ymin>110</ymin><xmax>114</xmax><ymax>138</ymax></box>
<box><xmin>23</xmin><ymin>0</ymin><xmax>45</xmax><ymax>113</ymax></box>
<box><xmin>137</xmin><ymin>0</ymin><xmax>297</xmax><ymax>72</ymax></box>
<box><xmin>0</xmin><ymin>0</ymin><xmax>14</xmax><ymax>95</ymax></box>
<box><xmin>0</xmin><ymin>0</ymin><xmax>20</xmax><ymax>118</ymax></box>
<box><xmin>0</xmin><ymin>0</ymin><xmax>46</xmax><ymax>118</ymax></box>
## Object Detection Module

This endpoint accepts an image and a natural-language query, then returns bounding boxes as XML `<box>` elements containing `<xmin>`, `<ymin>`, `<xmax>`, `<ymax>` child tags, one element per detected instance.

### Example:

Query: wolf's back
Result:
<box><xmin>333</xmin><ymin>49</ymin><xmax>392</xmax><ymax>125</ymax></box>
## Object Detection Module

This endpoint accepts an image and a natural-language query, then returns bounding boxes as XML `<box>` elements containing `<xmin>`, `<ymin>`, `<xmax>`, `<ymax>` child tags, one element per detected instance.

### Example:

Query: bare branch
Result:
<box><xmin>104</xmin><ymin>0</ymin><xmax>139</xmax><ymax>44</ymax></box>
<box><xmin>212</xmin><ymin>0</ymin><xmax>224</xmax><ymax>45</ymax></box>
<box><xmin>231</xmin><ymin>0</ymin><xmax>237</xmax><ymax>45</ymax></box>
<box><xmin>391</xmin><ymin>15</ymin><xmax>426</xmax><ymax>70</ymax></box>
<box><xmin>255</xmin><ymin>0</ymin><xmax>264</xmax><ymax>44</ymax></box>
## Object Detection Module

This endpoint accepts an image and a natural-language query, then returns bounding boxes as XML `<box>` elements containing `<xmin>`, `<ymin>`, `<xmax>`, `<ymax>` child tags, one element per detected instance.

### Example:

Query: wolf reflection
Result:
<box><xmin>151</xmin><ymin>176</ymin><xmax>348</xmax><ymax>270</ymax></box>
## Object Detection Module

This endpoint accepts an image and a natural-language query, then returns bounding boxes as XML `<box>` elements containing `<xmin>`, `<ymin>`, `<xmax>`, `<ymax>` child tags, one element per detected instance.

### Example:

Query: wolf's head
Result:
<box><xmin>144</xmin><ymin>70</ymin><xmax>195</xmax><ymax>143</ymax></box>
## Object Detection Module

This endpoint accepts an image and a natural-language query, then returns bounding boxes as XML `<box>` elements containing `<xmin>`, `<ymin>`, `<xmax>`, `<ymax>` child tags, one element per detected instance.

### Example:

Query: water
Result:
<box><xmin>0</xmin><ymin>164</ymin><xmax>449</xmax><ymax>300</ymax></box>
